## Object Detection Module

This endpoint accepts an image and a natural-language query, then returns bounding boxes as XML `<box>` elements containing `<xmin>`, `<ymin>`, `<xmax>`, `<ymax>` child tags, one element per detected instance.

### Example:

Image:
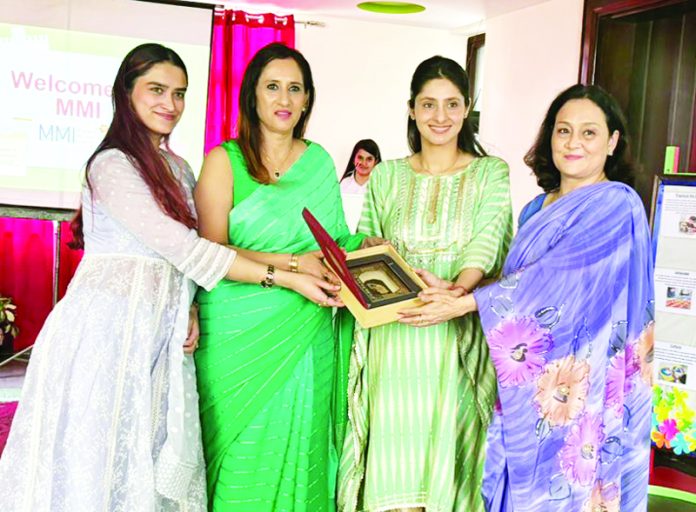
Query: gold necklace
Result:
<box><xmin>264</xmin><ymin>142</ymin><xmax>294</xmax><ymax>180</ymax></box>
<box><xmin>416</xmin><ymin>151</ymin><xmax>464</xmax><ymax>176</ymax></box>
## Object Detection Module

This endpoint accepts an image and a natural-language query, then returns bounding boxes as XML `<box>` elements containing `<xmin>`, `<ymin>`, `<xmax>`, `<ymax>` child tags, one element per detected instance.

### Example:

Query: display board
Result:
<box><xmin>649</xmin><ymin>174</ymin><xmax>696</xmax><ymax>496</ymax></box>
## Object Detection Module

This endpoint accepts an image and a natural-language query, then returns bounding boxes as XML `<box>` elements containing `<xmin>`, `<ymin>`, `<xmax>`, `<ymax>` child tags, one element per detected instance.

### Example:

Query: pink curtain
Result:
<box><xmin>0</xmin><ymin>218</ymin><xmax>82</xmax><ymax>352</ymax></box>
<box><xmin>205</xmin><ymin>9</ymin><xmax>295</xmax><ymax>153</ymax></box>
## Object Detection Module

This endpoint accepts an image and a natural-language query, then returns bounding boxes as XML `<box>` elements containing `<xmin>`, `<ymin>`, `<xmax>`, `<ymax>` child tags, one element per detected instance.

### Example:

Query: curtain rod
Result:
<box><xmin>221</xmin><ymin>10</ymin><xmax>324</xmax><ymax>28</ymax></box>
<box><xmin>134</xmin><ymin>1</ymin><xmax>325</xmax><ymax>27</ymax></box>
<box><xmin>296</xmin><ymin>20</ymin><xmax>325</xmax><ymax>28</ymax></box>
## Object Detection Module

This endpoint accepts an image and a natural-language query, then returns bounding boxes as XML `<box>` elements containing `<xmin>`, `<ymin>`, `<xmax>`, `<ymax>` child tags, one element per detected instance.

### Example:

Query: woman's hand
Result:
<box><xmin>360</xmin><ymin>236</ymin><xmax>390</xmax><ymax>249</ymax></box>
<box><xmin>414</xmin><ymin>268</ymin><xmax>454</xmax><ymax>290</ymax></box>
<box><xmin>284</xmin><ymin>272</ymin><xmax>344</xmax><ymax>308</ymax></box>
<box><xmin>398</xmin><ymin>288</ymin><xmax>476</xmax><ymax>327</ymax></box>
<box><xmin>184</xmin><ymin>303</ymin><xmax>200</xmax><ymax>354</ymax></box>
<box><xmin>297</xmin><ymin>250</ymin><xmax>341</xmax><ymax>285</ymax></box>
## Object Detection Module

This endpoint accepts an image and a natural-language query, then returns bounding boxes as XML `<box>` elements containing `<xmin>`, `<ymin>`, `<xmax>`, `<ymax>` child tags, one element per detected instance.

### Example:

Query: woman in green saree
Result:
<box><xmin>194</xmin><ymin>43</ymin><xmax>365</xmax><ymax>511</ymax></box>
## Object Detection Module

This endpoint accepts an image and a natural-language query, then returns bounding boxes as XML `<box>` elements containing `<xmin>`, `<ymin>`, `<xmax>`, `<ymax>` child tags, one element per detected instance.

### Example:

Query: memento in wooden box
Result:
<box><xmin>302</xmin><ymin>208</ymin><xmax>426</xmax><ymax>328</ymax></box>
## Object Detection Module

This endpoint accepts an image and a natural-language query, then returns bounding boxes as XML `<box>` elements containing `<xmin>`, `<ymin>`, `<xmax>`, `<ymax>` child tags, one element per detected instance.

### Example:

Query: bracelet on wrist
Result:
<box><xmin>289</xmin><ymin>253</ymin><xmax>299</xmax><ymax>273</ymax></box>
<box><xmin>260</xmin><ymin>265</ymin><xmax>276</xmax><ymax>288</ymax></box>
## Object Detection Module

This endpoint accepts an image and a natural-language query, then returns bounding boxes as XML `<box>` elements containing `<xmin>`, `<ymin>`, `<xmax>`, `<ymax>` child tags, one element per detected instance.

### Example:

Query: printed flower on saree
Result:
<box><xmin>624</xmin><ymin>341</ymin><xmax>640</xmax><ymax>389</ymax></box>
<box><xmin>534</xmin><ymin>355</ymin><xmax>589</xmax><ymax>427</ymax></box>
<box><xmin>605</xmin><ymin>352</ymin><xmax>626</xmax><ymax>417</ymax></box>
<box><xmin>487</xmin><ymin>316</ymin><xmax>552</xmax><ymax>388</ymax></box>
<box><xmin>581</xmin><ymin>480</ymin><xmax>620</xmax><ymax>512</ymax></box>
<box><xmin>636</xmin><ymin>322</ymin><xmax>654</xmax><ymax>385</ymax></box>
<box><xmin>559</xmin><ymin>412</ymin><xmax>604</xmax><ymax>487</ymax></box>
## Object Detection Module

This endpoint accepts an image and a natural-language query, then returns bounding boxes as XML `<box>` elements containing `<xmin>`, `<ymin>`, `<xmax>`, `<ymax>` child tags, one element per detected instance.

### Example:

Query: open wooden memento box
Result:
<box><xmin>303</xmin><ymin>208</ymin><xmax>426</xmax><ymax>328</ymax></box>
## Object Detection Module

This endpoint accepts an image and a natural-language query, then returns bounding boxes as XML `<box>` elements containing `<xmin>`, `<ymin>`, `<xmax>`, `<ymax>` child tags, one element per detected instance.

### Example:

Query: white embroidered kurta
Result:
<box><xmin>0</xmin><ymin>149</ymin><xmax>236</xmax><ymax>512</ymax></box>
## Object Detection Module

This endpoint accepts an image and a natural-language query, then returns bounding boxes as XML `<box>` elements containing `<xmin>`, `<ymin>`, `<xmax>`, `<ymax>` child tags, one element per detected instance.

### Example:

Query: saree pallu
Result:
<box><xmin>473</xmin><ymin>182</ymin><xmax>654</xmax><ymax>511</ymax></box>
<box><xmin>195</xmin><ymin>141</ymin><xmax>363</xmax><ymax>511</ymax></box>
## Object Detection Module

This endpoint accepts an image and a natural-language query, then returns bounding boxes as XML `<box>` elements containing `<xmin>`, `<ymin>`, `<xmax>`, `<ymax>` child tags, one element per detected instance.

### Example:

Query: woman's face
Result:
<box><xmin>130</xmin><ymin>62</ymin><xmax>187</xmax><ymax>146</ymax></box>
<box><xmin>411</xmin><ymin>78</ymin><xmax>468</xmax><ymax>149</ymax></box>
<box><xmin>551</xmin><ymin>98</ymin><xmax>619</xmax><ymax>186</ymax></box>
<box><xmin>354</xmin><ymin>149</ymin><xmax>377</xmax><ymax>177</ymax></box>
<box><xmin>255</xmin><ymin>58</ymin><xmax>308</xmax><ymax>136</ymax></box>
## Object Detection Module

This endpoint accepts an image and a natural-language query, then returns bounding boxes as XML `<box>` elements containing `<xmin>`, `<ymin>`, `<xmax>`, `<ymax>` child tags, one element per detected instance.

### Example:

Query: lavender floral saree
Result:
<box><xmin>473</xmin><ymin>182</ymin><xmax>654</xmax><ymax>511</ymax></box>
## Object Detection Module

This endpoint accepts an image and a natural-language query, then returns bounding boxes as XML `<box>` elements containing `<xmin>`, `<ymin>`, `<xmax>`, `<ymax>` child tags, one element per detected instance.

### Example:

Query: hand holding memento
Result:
<box><xmin>360</xmin><ymin>236</ymin><xmax>390</xmax><ymax>249</ymax></box>
<box><xmin>285</xmin><ymin>272</ymin><xmax>344</xmax><ymax>308</ymax></box>
<box><xmin>397</xmin><ymin>288</ymin><xmax>476</xmax><ymax>327</ymax></box>
<box><xmin>413</xmin><ymin>268</ymin><xmax>453</xmax><ymax>290</ymax></box>
<box><xmin>297</xmin><ymin>250</ymin><xmax>341</xmax><ymax>285</ymax></box>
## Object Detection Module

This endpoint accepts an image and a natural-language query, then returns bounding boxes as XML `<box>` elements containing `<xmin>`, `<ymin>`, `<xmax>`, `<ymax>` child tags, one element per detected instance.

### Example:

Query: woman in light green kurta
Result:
<box><xmin>194</xmin><ymin>44</ymin><xmax>364</xmax><ymax>511</ymax></box>
<box><xmin>338</xmin><ymin>57</ymin><xmax>513</xmax><ymax>512</ymax></box>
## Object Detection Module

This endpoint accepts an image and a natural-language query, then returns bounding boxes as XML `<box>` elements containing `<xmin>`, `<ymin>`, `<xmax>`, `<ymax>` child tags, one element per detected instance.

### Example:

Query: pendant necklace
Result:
<box><xmin>265</xmin><ymin>142</ymin><xmax>294</xmax><ymax>180</ymax></box>
<box><xmin>416</xmin><ymin>152</ymin><xmax>463</xmax><ymax>225</ymax></box>
<box><xmin>417</xmin><ymin>151</ymin><xmax>463</xmax><ymax>176</ymax></box>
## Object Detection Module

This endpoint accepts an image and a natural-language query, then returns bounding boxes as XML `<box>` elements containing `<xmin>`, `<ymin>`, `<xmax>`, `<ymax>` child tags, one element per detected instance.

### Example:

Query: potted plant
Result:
<box><xmin>0</xmin><ymin>297</ymin><xmax>19</xmax><ymax>355</ymax></box>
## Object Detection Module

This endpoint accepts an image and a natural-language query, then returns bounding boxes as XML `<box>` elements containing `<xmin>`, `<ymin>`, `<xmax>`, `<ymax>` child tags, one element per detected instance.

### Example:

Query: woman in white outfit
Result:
<box><xmin>340</xmin><ymin>139</ymin><xmax>381</xmax><ymax>232</ymax></box>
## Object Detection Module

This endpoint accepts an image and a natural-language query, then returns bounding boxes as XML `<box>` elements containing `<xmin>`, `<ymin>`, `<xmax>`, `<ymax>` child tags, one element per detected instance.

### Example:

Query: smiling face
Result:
<box><xmin>130</xmin><ymin>62</ymin><xmax>187</xmax><ymax>147</ymax></box>
<box><xmin>255</xmin><ymin>58</ymin><xmax>308</xmax><ymax>137</ymax></box>
<box><xmin>411</xmin><ymin>78</ymin><xmax>469</xmax><ymax>149</ymax></box>
<box><xmin>551</xmin><ymin>98</ymin><xmax>619</xmax><ymax>188</ymax></box>
<box><xmin>354</xmin><ymin>149</ymin><xmax>377</xmax><ymax>177</ymax></box>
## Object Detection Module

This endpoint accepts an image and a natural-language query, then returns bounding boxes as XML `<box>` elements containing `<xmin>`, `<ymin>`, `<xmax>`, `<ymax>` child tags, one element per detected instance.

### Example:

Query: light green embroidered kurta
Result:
<box><xmin>338</xmin><ymin>156</ymin><xmax>513</xmax><ymax>512</ymax></box>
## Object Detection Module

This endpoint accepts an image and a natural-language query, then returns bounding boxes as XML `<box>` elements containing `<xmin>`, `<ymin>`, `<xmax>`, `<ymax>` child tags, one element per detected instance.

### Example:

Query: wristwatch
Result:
<box><xmin>260</xmin><ymin>265</ymin><xmax>275</xmax><ymax>288</ymax></box>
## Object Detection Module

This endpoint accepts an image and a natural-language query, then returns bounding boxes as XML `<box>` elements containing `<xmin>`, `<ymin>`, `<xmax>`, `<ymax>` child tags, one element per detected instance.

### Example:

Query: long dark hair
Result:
<box><xmin>237</xmin><ymin>42</ymin><xmax>315</xmax><ymax>184</ymax></box>
<box><xmin>340</xmin><ymin>139</ymin><xmax>382</xmax><ymax>181</ymax></box>
<box><xmin>407</xmin><ymin>56</ymin><xmax>486</xmax><ymax>157</ymax></box>
<box><xmin>524</xmin><ymin>84</ymin><xmax>635</xmax><ymax>192</ymax></box>
<box><xmin>70</xmin><ymin>43</ymin><xmax>195</xmax><ymax>249</ymax></box>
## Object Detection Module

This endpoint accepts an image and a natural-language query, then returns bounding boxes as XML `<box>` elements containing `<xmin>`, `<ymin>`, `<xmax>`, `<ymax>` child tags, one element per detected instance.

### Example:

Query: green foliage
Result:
<box><xmin>0</xmin><ymin>297</ymin><xmax>19</xmax><ymax>342</ymax></box>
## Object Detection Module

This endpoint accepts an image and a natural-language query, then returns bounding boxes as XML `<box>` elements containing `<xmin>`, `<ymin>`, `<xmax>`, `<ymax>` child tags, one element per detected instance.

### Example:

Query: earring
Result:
<box><xmin>302</xmin><ymin>106</ymin><xmax>307</xmax><ymax>112</ymax></box>
<box><xmin>608</xmin><ymin>150</ymin><xmax>614</xmax><ymax>156</ymax></box>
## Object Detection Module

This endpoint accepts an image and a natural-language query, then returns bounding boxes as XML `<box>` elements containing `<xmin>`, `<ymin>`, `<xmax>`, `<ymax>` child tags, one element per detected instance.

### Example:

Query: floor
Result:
<box><xmin>0</xmin><ymin>359</ymin><xmax>25</xmax><ymax>455</ymax></box>
<box><xmin>0</xmin><ymin>360</ymin><xmax>694</xmax><ymax>508</ymax></box>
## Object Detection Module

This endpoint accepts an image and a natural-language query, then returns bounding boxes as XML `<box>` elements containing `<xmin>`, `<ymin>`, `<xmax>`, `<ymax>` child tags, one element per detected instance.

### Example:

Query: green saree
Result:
<box><xmin>195</xmin><ymin>140</ymin><xmax>362</xmax><ymax>511</ymax></box>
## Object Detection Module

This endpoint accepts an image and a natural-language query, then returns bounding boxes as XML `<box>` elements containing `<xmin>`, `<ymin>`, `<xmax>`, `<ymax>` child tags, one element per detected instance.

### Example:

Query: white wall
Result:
<box><xmin>297</xmin><ymin>15</ymin><xmax>468</xmax><ymax>176</ymax></box>
<box><xmin>478</xmin><ymin>0</ymin><xmax>584</xmax><ymax>221</ymax></box>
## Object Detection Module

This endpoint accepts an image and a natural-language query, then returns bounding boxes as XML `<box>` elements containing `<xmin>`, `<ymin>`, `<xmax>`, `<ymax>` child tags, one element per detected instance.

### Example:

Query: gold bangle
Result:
<box><xmin>289</xmin><ymin>253</ymin><xmax>299</xmax><ymax>273</ymax></box>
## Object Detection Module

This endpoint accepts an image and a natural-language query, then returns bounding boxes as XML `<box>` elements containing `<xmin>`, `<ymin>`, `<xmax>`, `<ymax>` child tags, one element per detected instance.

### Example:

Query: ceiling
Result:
<box><xmin>202</xmin><ymin>0</ymin><xmax>552</xmax><ymax>30</ymax></box>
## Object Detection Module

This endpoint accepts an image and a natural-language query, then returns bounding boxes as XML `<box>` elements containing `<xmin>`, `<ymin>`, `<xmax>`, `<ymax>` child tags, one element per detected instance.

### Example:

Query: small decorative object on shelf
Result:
<box><xmin>0</xmin><ymin>297</ymin><xmax>19</xmax><ymax>354</ymax></box>
<box><xmin>664</xmin><ymin>146</ymin><xmax>681</xmax><ymax>174</ymax></box>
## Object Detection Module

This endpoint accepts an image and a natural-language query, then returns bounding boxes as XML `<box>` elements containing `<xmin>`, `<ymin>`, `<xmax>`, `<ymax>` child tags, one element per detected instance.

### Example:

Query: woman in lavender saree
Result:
<box><xmin>400</xmin><ymin>84</ymin><xmax>654</xmax><ymax>511</ymax></box>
